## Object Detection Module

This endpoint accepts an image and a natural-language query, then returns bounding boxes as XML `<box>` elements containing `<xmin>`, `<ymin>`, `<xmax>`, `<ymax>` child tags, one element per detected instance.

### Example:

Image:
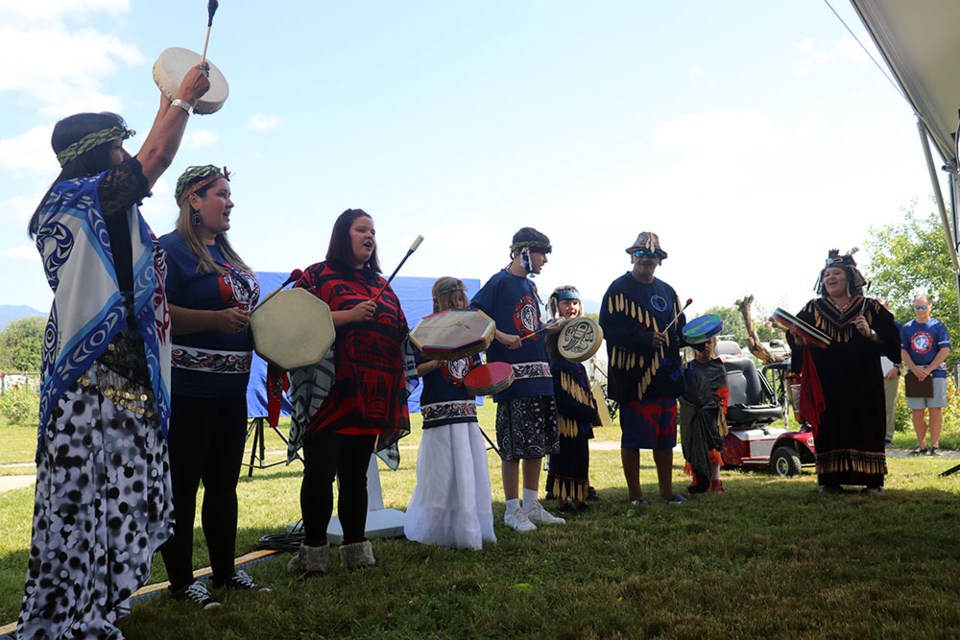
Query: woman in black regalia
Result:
<box><xmin>787</xmin><ymin>249</ymin><xmax>900</xmax><ymax>494</ymax></box>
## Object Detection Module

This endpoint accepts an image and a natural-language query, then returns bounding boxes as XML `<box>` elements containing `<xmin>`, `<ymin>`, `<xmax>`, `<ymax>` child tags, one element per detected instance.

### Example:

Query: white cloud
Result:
<box><xmin>247</xmin><ymin>115</ymin><xmax>280</xmax><ymax>132</ymax></box>
<box><xmin>0</xmin><ymin>1</ymin><xmax>130</xmax><ymax>23</ymax></box>
<box><xmin>0</xmin><ymin>3</ymin><xmax>142</xmax><ymax>116</ymax></box>
<box><xmin>2</xmin><ymin>245</ymin><xmax>40</xmax><ymax>261</ymax></box>
<box><xmin>0</xmin><ymin>193</ymin><xmax>45</xmax><ymax>223</ymax></box>
<box><xmin>653</xmin><ymin>108</ymin><xmax>801</xmax><ymax>158</ymax></box>
<box><xmin>183</xmin><ymin>129</ymin><xmax>219</xmax><ymax>149</ymax></box>
<box><xmin>0</xmin><ymin>126</ymin><xmax>54</xmax><ymax>175</ymax></box>
<box><xmin>795</xmin><ymin>31</ymin><xmax>876</xmax><ymax>76</ymax></box>
<box><xmin>833</xmin><ymin>32</ymin><xmax>873</xmax><ymax>64</ymax></box>
<box><xmin>687</xmin><ymin>65</ymin><xmax>703</xmax><ymax>80</ymax></box>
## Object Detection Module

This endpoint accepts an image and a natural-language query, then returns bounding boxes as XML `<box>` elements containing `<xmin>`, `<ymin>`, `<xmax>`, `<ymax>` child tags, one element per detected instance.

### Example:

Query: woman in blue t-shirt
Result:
<box><xmin>158</xmin><ymin>165</ymin><xmax>266</xmax><ymax>609</ymax></box>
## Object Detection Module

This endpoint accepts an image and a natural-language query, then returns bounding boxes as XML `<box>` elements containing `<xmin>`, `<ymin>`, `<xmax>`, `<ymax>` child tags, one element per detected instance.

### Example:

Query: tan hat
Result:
<box><xmin>625</xmin><ymin>231</ymin><xmax>667</xmax><ymax>259</ymax></box>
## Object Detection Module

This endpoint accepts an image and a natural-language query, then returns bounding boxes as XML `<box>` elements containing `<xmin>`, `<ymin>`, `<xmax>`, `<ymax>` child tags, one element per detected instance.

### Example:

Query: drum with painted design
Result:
<box><xmin>557</xmin><ymin>317</ymin><xmax>603</xmax><ymax>363</ymax></box>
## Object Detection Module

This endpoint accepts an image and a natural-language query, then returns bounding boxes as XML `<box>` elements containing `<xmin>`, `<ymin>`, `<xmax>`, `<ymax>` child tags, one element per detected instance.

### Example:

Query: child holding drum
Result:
<box><xmin>678</xmin><ymin>316</ymin><xmax>729</xmax><ymax>494</ymax></box>
<box><xmin>404</xmin><ymin>277</ymin><xmax>497</xmax><ymax>549</ymax></box>
<box><xmin>544</xmin><ymin>286</ymin><xmax>601</xmax><ymax>511</ymax></box>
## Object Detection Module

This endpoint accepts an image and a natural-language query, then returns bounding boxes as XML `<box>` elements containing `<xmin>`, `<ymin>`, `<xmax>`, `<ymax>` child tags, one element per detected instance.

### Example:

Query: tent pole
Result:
<box><xmin>951</xmin><ymin>170</ymin><xmax>960</xmax><ymax>337</ymax></box>
<box><xmin>917</xmin><ymin>119</ymin><xmax>960</xmax><ymax>273</ymax></box>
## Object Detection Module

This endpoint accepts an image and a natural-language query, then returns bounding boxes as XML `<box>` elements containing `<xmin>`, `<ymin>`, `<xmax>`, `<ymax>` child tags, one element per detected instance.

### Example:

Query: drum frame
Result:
<box><xmin>557</xmin><ymin>317</ymin><xmax>603</xmax><ymax>363</ymax></box>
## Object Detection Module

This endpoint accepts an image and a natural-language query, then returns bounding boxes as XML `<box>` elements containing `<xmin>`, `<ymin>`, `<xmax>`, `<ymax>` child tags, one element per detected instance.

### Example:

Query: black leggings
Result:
<box><xmin>160</xmin><ymin>393</ymin><xmax>248</xmax><ymax>590</ymax></box>
<box><xmin>300</xmin><ymin>430</ymin><xmax>376</xmax><ymax>545</ymax></box>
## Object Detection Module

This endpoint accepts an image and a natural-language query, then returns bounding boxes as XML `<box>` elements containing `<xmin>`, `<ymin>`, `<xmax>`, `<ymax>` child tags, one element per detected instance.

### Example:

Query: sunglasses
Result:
<box><xmin>633</xmin><ymin>249</ymin><xmax>659</xmax><ymax>259</ymax></box>
<box><xmin>915</xmin><ymin>305</ymin><xmax>929</xmax><ymax>310</ymax></box>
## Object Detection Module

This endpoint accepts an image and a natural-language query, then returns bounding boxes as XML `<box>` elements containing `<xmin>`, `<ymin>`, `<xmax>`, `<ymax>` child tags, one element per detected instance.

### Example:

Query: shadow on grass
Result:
<box><xmin>6</xmin><ymin>459</ymin><xmax>960</xmax><ymax>639</ymax></box>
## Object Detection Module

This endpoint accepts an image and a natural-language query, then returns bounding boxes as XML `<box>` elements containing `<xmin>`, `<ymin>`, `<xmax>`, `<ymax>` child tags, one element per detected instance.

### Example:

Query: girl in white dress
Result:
<box><xmin>404</xmin><ymin>277</ymin><xmax>497</xmax><ymax>549</ymax></box>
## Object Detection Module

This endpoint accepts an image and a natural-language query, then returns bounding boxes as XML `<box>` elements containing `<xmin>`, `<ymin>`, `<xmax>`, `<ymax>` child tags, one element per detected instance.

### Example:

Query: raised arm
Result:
<box><xmin>136</xmin><ymin>65</ymin><xmax>211</xmax><ymax>188</ymax></box>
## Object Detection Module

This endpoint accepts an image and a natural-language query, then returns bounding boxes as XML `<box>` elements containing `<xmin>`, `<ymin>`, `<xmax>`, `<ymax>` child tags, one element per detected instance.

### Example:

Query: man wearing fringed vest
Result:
<box><xmin>599</xmin><ymin>232</ymin><xmax>687</xmax><ymax>505</ymax></box>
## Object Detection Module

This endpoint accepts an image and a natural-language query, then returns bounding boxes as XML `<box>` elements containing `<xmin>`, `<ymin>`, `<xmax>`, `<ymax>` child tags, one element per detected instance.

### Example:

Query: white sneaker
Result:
<box><xmin>504</xmin><ymin>508</ymin><xmax>537</xmax><ymax>532</ymax></box>
<box><xmin>524</xmin><ymin>502</ymin><xmax>566</xmax><ymax>525</ymax></box>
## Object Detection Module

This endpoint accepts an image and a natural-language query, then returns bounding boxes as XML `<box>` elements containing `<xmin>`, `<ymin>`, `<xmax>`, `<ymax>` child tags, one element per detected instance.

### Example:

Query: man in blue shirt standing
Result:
<box><xmin>471</xmin><ymin>227</ymin><xmax>566</xmax><ymax>532</ymax></box>
<box><xmin>901</xmin><ymin>294</ymin><xmax>951</xmax><ymax>455</ymax></box>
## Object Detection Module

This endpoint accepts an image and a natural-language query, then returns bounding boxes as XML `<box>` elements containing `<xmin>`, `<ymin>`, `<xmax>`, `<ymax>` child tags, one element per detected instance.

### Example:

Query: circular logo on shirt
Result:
<box><xmin>650</xmin><ymin>294</ymin><xmax>669</xmax><ymax>313</ymax></box>
<box><xmin>514</xmin><ymin>295</ymin><xmax>538</xmax><ymax>335</ymax></box>
<box><xmin>442</xmin><ymin>357</ymin><xmax>471</xmax><ymax>386</ymax></box>
<box><xmin>911</xmin><ymin>330</ymin><xmax>934</xmax><ymax>355</ymax></box>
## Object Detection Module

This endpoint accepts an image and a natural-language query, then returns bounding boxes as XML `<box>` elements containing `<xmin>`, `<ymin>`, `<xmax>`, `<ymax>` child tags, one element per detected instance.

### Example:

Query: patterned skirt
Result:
<box><xmin>17</xmin><ymin>369</ymin><xmax>174</xmax><ymax>640</ymax></box>
<box><xmin>494</xmin><ymin>395</ymin><xmax>560</xmax><ymax>461</ymax></box>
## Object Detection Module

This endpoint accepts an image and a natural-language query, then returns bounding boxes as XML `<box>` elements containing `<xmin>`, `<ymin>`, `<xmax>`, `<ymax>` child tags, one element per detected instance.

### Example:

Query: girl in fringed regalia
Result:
<box><xmin>544</xmin><ymin>286</ymin><xmax>601</xmax><ymax>511</ymax></box>
<box><xmin>404</xmin><ymin>277</ymin><xmax>497</xmax><ymax>549</ymax></box>
<box><xmin>679</xmin><ymin>332</ymin><xmax>729</xmax><ymax>494</ymax></box>
<box><xmin>787</xmin><ymin>248</ymin><xmax>900</xmax><ymax>494</ymax></box>
<box><xmin>18</xmin><ymin>65</ymin><xmax>210</xmax><ymax>640</ymax></box>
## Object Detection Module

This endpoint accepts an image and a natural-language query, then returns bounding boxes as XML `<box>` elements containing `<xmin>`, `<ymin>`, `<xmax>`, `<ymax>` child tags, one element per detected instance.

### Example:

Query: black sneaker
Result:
<box><xmin>910</xmin><ymin>447</ymin><xmax>928</xmax><ymax>456</ymax></box>
<box><xmin>170</xmin><ymin>581</ymin><xmax>221</xmax><ymax>610</ymax></box>
<box><xmin>928</xmin><ymin>447</ymin><xmax>939</xmax><ymax>456</ymax></box>
<box><xmin>213</xmin><ymin>569</ymin><xmax>271</xmax><ymax>592</ymax></box>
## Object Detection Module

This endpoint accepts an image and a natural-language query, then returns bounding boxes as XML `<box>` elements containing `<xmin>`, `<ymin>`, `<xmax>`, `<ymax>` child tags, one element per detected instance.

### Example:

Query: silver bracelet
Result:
<box><xmin>171</xmin><ymin>98</ymin><xmax>193</xmax><ymax>115</ymax></box>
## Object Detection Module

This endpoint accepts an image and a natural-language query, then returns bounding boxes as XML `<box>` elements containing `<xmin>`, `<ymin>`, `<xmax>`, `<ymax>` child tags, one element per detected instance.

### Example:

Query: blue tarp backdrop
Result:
<box><xmin>245</xmin><ymin>272</ymin><xmax>482</xmax><ymax>419</ymax></box>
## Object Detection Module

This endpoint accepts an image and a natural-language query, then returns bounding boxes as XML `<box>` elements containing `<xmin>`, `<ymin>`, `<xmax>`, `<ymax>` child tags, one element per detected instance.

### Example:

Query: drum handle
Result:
<box><xmin>252</xmin><ymin>269</ymin><xmax>303</xmax><ymax>313</ymax></box>
<box><xmin>663</xmin><ymin>298</ymin><xmax>693</xmax><ymax>332</ymax></box>
<box><xmin>371</xmin><ymin>235</ymin><xmax>424</xmax><ymax>304</ymax></box>
<box><xmin>518</xmin><ymin>318</ymin><xmax>567</xmax><ymax>342</ymax></box>
<box><xmin>201</xmin><ymin>0</ymin><xmax>220</xmax><ymax>65</ymax></box>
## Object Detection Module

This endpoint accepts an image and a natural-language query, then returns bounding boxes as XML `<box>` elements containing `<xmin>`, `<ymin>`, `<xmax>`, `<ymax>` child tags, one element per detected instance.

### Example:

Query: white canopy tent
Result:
<box><xmin>849</xmin><ymin>0</ymin><xmax>960</xmax><ymax>306</ymax></box>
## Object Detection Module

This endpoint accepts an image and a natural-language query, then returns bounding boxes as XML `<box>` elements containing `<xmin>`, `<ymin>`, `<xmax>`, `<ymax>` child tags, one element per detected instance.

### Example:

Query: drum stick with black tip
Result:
<box><xmin>371</xmin><ymin>235</ymin><xmax>424</xmax><ymax>304</ymax></box>
<box><xmin>200</xmin><ymin>0</ymin><xmax>220</xmax><ymax>64</ymax></box>
<box><xmin>252</xmin><ymin>268</ymin><xmax>303</xmax><ymax>312</ymax></box>
<box><xmin>519</xmin><ymin>317</ymin><xmax>568</xmax><ymax>342</ymax></box>
<box><xmin>663</xmin><ymin>298</ymin><xmax>693</xmax><ymax>332</ymax></box>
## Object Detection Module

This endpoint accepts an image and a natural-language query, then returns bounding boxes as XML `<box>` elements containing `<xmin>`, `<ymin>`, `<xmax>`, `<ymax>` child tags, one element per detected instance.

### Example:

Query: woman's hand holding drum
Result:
<box><xmin>213</xmin><ymin>307</ymin><xmax>249</xmax><ymax>334</ymax></box>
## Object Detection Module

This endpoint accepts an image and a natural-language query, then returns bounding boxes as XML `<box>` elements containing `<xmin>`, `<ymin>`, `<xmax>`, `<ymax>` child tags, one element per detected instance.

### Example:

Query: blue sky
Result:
<box><xmin>0</xmin><ymin>1</ymin><xmax>943</xmax><ymax>319</ymax></box>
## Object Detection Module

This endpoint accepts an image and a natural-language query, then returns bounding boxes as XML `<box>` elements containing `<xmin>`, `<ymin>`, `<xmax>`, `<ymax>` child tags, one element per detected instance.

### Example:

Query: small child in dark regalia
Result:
<box><xmin>544</xmin><ymin>285</ymin><xmax>601</xmax><ymax>511</ymax></box>
<box><xmin>679</xmin><ymin>327</ymin><xmax>729</xmax><ymax>494</ymax></box>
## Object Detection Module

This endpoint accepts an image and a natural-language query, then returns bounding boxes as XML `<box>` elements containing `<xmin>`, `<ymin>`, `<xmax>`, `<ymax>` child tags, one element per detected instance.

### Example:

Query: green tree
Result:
<box><xmin>703</xmin><ymin>305</ymin><xmax>747</xmax><ymax>344</ymax></box>
<box><xmin>864</xmin><ymin>205</ymin><xmax>958</xmax><ymax>367</ymax></box>
<box><xmin>0</xmin><ymin>316</ymin><xmax>45</xmax><ymax>372</ymax></box>
<box><xmin>701</xmin><ymin>303</ymin><xmax>782</xmax><ymax>347</ymax></box>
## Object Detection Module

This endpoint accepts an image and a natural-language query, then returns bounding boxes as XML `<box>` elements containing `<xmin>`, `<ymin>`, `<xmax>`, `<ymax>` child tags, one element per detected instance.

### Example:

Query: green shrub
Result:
<box><xmin>0</xmin><ymin>386</ymin><xmax>39</xmax><ymax>425</ymax></box>
<box><xmin>895</xmin><ymin>375</ymin><xmax>960</xmax><ymax>449</ymax></box>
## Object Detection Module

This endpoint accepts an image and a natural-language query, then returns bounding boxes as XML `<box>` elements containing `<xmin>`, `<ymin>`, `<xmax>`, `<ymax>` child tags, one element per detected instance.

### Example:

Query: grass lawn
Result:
<box><xmin>2</xmin><ymin>409</ymin><xmax>960</xmax><ymax>639</ymax></box>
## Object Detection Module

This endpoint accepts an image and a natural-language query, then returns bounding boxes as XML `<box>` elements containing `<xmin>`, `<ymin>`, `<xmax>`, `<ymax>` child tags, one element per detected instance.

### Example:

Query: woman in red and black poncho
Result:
<box><xmin>287</xmin><ymin>209</ymin><xmax>412</xmax><ymax>575</ymax></box>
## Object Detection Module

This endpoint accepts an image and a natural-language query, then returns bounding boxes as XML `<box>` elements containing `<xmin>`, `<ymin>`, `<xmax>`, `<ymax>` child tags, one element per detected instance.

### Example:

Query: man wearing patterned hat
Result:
<box><xmin>599</xmin><ymin>232</ymin><xmax>687</xmax><ymax>504</ymax></box>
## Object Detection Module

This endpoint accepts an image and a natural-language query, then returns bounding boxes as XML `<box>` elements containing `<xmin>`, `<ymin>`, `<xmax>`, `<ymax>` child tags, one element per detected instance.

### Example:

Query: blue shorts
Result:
<box><xmin>619</xmin><ymin>396</ymin><xmax>677</xmax><ymax>451</ymax></box>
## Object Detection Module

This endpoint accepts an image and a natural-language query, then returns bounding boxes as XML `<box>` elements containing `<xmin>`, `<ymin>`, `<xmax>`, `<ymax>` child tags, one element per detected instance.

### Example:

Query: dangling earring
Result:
<box><xmin>191</xmin><ymin>211</ymin><xmax>201</xmax><ymax>226</ymax></box>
